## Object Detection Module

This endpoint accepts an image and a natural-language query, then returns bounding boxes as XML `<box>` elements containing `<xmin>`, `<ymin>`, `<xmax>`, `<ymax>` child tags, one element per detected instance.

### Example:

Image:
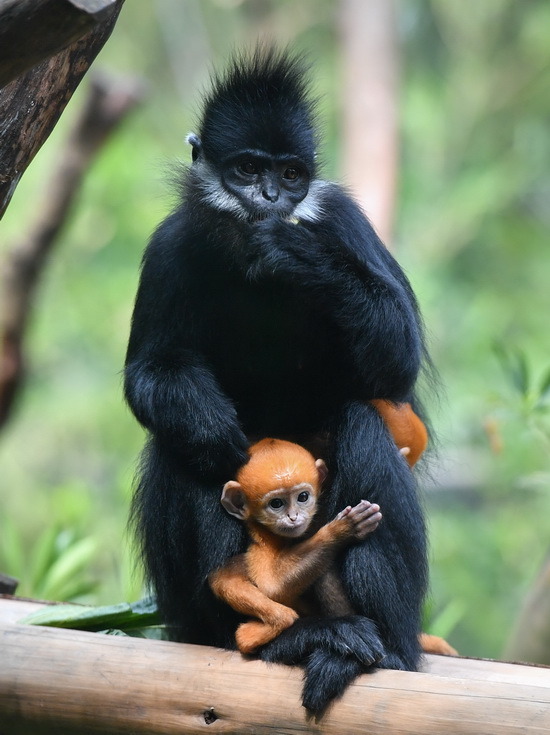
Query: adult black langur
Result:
<box><xmin>125</xmin><ymin>48</ymin><xmax>431</xmax><ymax>714</ymax></box>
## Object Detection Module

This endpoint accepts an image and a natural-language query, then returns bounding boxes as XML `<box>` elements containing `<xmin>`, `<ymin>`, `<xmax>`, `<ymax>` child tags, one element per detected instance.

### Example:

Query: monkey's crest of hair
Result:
<box><xmin>237</xmin><ymin>438</ymin><xmax>320</xmax><ymax>500</ymax></box>
<box><xmin>198</xmin><ymin>47</ymin><xmax>318</xmax><ymax>174</ymax></box>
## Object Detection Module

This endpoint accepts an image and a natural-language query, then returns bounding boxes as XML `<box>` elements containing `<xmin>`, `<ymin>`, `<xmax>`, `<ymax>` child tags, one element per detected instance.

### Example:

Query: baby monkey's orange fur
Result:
<box><xmin>372</xmin><ymin>399</ymin><xmax>428</xmax><ymax>467</ymax></box>
<box><xmin>209</xmin><ymin>438</ymin><xmax>382</xmax><ymax>653</ymax></box>
<box><xmin>209</xmin><ymin>402</ymin><xmax>456</xmax><ymax>657</ymax></box>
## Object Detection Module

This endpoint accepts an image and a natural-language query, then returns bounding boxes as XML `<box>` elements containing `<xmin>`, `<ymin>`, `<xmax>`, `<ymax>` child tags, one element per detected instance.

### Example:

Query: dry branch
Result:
<box><xmin>0</xmin><ymin>597</ymin><xmax>549</xmax><ymax>735</ymax></box>
<box><xmin>0</xmin><ymin>73</ymin><xmax>143</xmax><ymax>429</ymax></box>
<box><xmin>0</xmin><ymin>0</ymin><xmax>119</xmax><ymax>88</ymax></box>
<box><xmin>339</xmin><ymin>0</ymin><xmax>399</xmax><ymax>246</ymax></box>
<box><xmin>0</xmin><ymin>0</ymin><xmax>124</xmax><ymax>218</ymax></box>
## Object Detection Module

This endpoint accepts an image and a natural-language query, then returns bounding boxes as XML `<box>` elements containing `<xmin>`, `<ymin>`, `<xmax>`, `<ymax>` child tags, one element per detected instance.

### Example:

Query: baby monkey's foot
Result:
<box><xmin>335</xmin><ymin>499</ymin><xmax>382</xmax><ymax>540</ymax></box>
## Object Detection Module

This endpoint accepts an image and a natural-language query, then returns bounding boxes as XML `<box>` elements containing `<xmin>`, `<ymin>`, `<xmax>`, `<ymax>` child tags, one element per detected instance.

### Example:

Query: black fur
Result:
<box><xmin>125</xmin><ymin>48</ymin><xmax>428</xmax><ymax>714</ymax></box>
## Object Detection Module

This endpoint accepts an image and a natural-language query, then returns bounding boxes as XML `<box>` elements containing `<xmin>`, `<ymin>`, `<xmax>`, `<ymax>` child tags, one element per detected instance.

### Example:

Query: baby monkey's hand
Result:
<box><xmin>334</xmin><ymin>499</ymin><xmax>382</xmax><ymax>541</ymax></box>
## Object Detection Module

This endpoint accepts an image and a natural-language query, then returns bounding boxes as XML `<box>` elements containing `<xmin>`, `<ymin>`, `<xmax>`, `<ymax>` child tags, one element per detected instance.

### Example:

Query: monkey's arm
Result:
<box><xmin>246</xmin><ymin>190</ymin><xmax>423</xmax><ymax>399</ymax></box>
<box><xmin>124</xmin><ymin>214</ymin><xmax>248</xmax><ymax>477</ymax></box>
<box><xmin>251</xmin><ymin>500</ymin><xmax>381</xmax><ymax>606</ymax></box>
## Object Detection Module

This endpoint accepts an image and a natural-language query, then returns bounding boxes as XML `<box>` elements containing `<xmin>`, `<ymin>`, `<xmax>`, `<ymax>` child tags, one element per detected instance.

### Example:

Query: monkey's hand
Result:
<box><xmin>333</xmin><ymin>500</ymin><xmax>382</xmax><ymax>542</ymax></box>
<box><xmin>245</xmin><ymin>217</ymin><xmax>322</xmax><ymax>279</ymax></box>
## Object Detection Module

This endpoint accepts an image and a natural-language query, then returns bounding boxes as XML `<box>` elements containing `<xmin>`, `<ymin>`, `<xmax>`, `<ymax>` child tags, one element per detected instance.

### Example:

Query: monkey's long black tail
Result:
<box><xmin>260</xmin><ymin>616</ymin><xmax>385</xmax><ymax>715</ymax></box>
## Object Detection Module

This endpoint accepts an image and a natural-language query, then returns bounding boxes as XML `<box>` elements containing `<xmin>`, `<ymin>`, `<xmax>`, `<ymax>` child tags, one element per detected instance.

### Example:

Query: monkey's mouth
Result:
<box><xmin>247</xmin><ymin>207</ymin><xmax>293</xmax><ymax>223</ymax></box>
<box><xmin>279</xmin><ymin>522</ymin><xmax>309</xmax><ymax>537</ymax></box>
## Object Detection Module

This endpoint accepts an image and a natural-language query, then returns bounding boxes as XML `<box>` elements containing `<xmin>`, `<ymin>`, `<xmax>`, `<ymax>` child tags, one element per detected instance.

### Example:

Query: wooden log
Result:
<box><xmin>0</xmin><ymin>0</ymin><xmax>119</xmax><ymax>88</ymax></box>
<box><xmin>0</xmin><ymin>597</ymin><xmax>549</xmax><ymax>734</ymax></box>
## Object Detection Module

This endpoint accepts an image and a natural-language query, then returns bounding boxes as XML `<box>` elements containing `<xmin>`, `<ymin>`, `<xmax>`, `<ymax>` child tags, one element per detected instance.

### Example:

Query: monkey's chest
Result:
<box><xmin>200</xmin><ymin>280</ymin><xmax>321</xmax><ymax>377</ymax></box>
<box><xmin>195</xmin><ymin>279</ymin><xmax>344</xmax><ymax>433</ymax></box>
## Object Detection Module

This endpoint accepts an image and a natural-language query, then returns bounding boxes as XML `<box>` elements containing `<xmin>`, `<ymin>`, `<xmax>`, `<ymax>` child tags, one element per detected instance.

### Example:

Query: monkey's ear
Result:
<box><xmin>315</xmin><ymin>459</ymin><xmax>328</xmax><ymax>485</ymax></box>
<box><xmin>186</xmin><ymin>133</ymin><xmax>203</xmax><ymax>162</ymax></box>
<box><xmin>221</xmin><ymin>481</ymin><xmax>248</xmax><ymax>520</ymax></box>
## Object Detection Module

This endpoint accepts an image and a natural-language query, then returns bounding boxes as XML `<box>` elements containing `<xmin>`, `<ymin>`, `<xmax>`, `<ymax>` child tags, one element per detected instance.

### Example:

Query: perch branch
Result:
<box><xmin>0</xmin><ymin>597</ymin><xmax>549</xmax><ymax>735</ymax></box>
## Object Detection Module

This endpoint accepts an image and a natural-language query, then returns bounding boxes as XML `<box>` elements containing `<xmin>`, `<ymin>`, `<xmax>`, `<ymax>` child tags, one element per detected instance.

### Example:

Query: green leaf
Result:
<box><xmin>36</xmin><ymin>537</ymin><xmax>97</xmax><ymax>600</ymax></box>
<box><xmin>101</xmin><ymin>625</ymin><xmax>169</xmax><ymax>640</ymax></box>
<box><xmin>0</xmin><ymin>517</ymin><xmax>24</xmax><ymax>580</ymax></box>
<box><xmin>21</xmin><ymin>597</ymin><xmax>160</xmax><ymax>631</ymax></box>
<box><xmin>29</xmin><ymin>526</ymin><xmax>62</xmax><ymax>592</ymax></box>
<box><xmin>537</xmin><ymin>366</ymin><xmax>550</xmax><ymax>405</ymax></box>
<box><xmin>493</xmin><ymin>343</ymin><xmax>530</xmax><ymax>397</ymax></box>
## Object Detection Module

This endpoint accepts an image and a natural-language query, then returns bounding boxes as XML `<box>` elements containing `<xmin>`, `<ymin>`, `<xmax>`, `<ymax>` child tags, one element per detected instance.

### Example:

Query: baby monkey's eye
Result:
<box><xmin>297</xmin><ymin>491</ymin><xmax>310</xmax><ymax>503</ymax></box>
<box><xmin>269</xmin><ymin>498</ymin><xmax>284</xmax><ymax>509</ymax></box>
<box><xmin>239</xmin><ymin>161</ymin><xmax>258</xmax><ymax>175</ymax></box>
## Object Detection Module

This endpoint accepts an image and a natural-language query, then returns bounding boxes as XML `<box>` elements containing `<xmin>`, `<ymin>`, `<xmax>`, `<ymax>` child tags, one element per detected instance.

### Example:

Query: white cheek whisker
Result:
<box><xmin>193</xmin><ymin>161</ymin><xmax>248</xmax><ymax>219</ymax></box>
<box><xmin>291</xmin><ymin>179</ymin><xmax>328</xmax><ymax>223</ymax></box>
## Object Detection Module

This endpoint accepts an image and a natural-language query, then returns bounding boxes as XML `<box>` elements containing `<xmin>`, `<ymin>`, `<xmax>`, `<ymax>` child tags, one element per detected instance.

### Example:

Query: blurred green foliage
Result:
<box><xmin>1</xmin><ymin>0</ymin><xmax>549</xmax><ymax>659</ymax></box>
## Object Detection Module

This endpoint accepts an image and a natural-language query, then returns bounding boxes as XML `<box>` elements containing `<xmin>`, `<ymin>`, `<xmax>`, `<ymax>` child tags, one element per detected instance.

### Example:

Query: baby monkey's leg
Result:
<box><xmin>236</xmin><ymin>617</ymin><xmax>298</xmax><ymax>654</ymax></box>
<box><xmin>209</xmin><ymin>562</ymin><xmax>298</xmax><ymax>654</ymax></box>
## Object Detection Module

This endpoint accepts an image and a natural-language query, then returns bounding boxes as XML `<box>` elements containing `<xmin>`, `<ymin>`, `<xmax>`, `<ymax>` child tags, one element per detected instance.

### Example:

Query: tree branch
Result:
<box><xmin>1</xmin><ymin>599</ymin><xmax>550</xmax><ymax>735</ymax></box>
<box><xmin>339</xmin><ymin>0</ymin><xmax>399</xmax><ymax>246</ymax></box>
<box><xmin>0</xmin><ymin>72</ymin><xmax>144</xmax><ymax>430</ymax></box>
<box><xmin>0</xmin><ymin>0</ymin><xmax>125</xmax><ymax>218</ymax></box>
<box><xmin>0</xmin><ymin>0</ymin><xmax>120</xmax><ymax>88</ymax></box>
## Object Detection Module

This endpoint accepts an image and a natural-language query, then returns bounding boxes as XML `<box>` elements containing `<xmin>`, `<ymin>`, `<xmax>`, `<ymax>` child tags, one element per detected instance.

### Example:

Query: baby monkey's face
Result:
<box><xmin>256</xmin><ymin>483</ymin><xmax>319</xmax><ymax>538</ymax></box>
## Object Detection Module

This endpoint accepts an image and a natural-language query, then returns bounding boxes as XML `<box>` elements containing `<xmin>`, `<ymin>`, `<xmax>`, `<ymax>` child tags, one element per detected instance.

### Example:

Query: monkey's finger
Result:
<box><xmin>334</xmin><ymin>506</ymin><xmax>352</xmax><ymax>520</ymax></box>
<box><xmin>353</xmin><ymin>510</ymin><xmax>383</xmax><ymax>530</ymax></box>
<box><xmin>349</xmin><ymin>501</ymin><xmax>380</xmax><ymax>520</ymax></box>
<box><xmin>357</xmin><ymin>511</ymin><xmax>382</xmax><ymax>527</ymax></box>
<box><xmin>354</xmin><ymin>513</ymin><xmax>382</xmax><ymax>538</ymax></box>
<box><xmin>355</xmin><ymin>509</ymin><xmax>382</xmax><ymax>525</ymax></box>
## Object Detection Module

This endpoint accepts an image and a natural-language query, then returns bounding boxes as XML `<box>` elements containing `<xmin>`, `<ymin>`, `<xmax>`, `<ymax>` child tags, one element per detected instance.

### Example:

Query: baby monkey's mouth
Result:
<box><xmin>278</xmin><ymin>520</ymin><xmax>310</xmax><ymax>537</ymax></box>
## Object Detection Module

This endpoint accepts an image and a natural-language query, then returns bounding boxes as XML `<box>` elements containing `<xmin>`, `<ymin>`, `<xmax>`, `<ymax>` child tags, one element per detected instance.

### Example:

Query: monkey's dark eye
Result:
<box><xmin>297</xmin><ymin>491</ymin><xmax>309</xmax><ymax>503</ymax></box>
<box><xmin>283</xmin><ymin>167</ymin><xmax>300</xmax><ymax>181</ymax></box>
<box><xmin>239</xmin><ymin>161</ymin><xmax>258</xmax><ymax>176</ymax></box>
<box><xmin>269</xmin><ymin>498</ymin><xmax>284</xmax><ymax>509</ymax></box>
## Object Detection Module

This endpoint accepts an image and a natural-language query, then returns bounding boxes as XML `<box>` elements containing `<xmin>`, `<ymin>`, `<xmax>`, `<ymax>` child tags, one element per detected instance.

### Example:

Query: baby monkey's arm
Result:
<box><xmin>259</xmin><ymin>500</ymin><xmax>382</xmax><ymax>606</ymax></box>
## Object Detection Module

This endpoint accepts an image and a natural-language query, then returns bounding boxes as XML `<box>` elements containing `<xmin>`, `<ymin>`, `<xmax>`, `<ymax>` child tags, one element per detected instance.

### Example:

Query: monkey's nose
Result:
<box><xmin>262</xmin><ymin>184</ymin><xmax>280</xmax><ymax>202</ymax></box>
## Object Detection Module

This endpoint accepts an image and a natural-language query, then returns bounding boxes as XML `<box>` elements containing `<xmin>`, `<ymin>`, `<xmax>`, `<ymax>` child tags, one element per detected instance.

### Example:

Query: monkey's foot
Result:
<box><xmin>236</xmin><ymin>614</ymin><xmax>298</xmax><ymax>654</ymax></box>
<box><xmin>419</xmin><ymin>633</ymin><xmax>458</xmax><ymax>656</ymax></box>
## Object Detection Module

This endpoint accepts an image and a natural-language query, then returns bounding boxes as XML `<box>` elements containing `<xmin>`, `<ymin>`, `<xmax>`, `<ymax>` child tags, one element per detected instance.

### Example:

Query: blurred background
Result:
<box><xmin>1</xmin><ymin>0</ymin><xmax>549</xmax><ymax>660</ymax></box>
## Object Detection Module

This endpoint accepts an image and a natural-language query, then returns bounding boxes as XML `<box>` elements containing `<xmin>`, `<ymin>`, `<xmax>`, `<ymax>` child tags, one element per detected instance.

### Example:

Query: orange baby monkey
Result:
<box><xmin>209</xmin><ymin>438</ymin><xmax>382</xmax><ymax>654</ymax></box>
<box><xmin>210</xmin><ymin>403</ymin><xmax>457</xmax><ymax>657</ymax></box>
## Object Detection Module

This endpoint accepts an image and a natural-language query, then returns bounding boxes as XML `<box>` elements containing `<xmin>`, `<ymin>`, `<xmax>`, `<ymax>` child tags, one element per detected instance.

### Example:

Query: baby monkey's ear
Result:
<box><xmin>221</xmin><ymin>481</ymin><xmax>248</xmax><ymax>520</ymax></box>
<box><xmin>315</xmin><ymin>458</ymin><xmax>328</xmax><ymax>485</ymax></box>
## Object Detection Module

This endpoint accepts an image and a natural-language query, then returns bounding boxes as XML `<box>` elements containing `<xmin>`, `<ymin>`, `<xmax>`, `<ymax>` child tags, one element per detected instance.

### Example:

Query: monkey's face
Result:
<box><xmin>256</xmin><ymin>483</ymin><xmax>318</xmax><ymax>538</ymax></box>
<box><xmin>220</xmin><ymin>152</ymin><xmax>309</xmax><ymax>220</ymax></box>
